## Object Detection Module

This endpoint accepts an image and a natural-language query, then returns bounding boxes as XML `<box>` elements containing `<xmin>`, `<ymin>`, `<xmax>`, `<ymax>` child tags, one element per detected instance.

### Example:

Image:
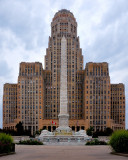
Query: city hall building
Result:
<box><xmin>3</xmin><ymin>9</ymin><xmax>125</xmax><ymax>135</ymax></box>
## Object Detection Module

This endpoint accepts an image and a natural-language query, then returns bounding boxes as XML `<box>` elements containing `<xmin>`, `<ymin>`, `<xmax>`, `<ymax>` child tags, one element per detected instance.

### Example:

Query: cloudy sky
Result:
<box><xmin>0</xmin><ymin>0</ymin><xmax>128</xmax><ymax>129</ymax></box>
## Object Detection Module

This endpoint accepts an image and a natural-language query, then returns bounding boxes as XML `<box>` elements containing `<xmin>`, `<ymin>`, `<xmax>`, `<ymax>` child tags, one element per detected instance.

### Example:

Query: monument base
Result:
<box><xmin>56</xmin><ymin>126</ymin><xmax>72</xmax><ymax>135</ymax></box>
<box><xmin>55</xmin><ymin>129</ymin><xmax>72</xmax><ymax>136</ymax></box>
<box><xmin>38</xmin><ymin>129</ymin><xmax>90</xmax><ymax>143</ymax></box>
<box><xmin>56</xmin><ymin>114</ymin><xmax>72</xmax><ymax>133</ymax></box>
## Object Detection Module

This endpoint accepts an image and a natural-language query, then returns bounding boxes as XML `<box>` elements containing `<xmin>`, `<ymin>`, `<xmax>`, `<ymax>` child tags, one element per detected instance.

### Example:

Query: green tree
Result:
<box><xmin>104</xmin><ymin>127</ymin><xmax>113</xmax><ymax>136</ymax></box>
<box><xmin>16</xmin><ymin>121</ymin><xmax>24</xmax><ymax>135</ymax></box>
<box><xmin>86</xmin><ymin>126</ymin><xmax>94</xmax><ymax>136</ymax></box>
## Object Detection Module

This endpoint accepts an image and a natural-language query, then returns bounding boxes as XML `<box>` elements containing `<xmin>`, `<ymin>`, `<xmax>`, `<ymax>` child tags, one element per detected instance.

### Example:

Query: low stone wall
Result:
<box><xmin>12</xmin><ymin>136</ymin><xmax>29</xmax><ymax>143</ymax></box>
<box><xmin>37</xmin><ymin>135</ymin><xmax>90</xmax><ymax>143</ymax></box>
<box><xmin>98</xmin><ymin>136</ymin><xmax>110</xmax><ymax>142</ymax></box>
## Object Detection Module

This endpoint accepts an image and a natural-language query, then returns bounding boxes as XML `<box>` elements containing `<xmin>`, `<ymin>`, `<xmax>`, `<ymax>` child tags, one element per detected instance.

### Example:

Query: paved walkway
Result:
<box><xmin>0</xmin><ymin>145</ymin><xmax>127</xmax><ymax>160</ymax></box>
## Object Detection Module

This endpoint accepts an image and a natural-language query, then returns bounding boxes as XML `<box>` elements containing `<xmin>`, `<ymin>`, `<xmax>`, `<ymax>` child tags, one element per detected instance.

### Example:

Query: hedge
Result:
<box><xmin>0</xmin><ymin>133</ymin><xmax>15</xmax><ymax>154</ymax></box>
<box><xmin>109</xmin><ymin>130</ymin><xmax>128</xmax><ymax>153</ymax></box>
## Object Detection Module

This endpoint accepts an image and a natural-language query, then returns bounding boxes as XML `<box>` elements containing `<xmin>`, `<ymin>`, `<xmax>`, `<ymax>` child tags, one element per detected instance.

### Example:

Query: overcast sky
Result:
<box><xmin>0</xmin><ymin>0</ymin><xmax>128</xmax><ymax>129</ymax></box>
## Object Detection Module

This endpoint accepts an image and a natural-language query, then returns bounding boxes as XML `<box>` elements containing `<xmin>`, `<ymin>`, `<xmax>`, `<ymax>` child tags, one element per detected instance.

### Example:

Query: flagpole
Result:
<box><xmin>51</xmin><ymin>121</ymin><xmax>52</xmax><ymax>132</ymax></box>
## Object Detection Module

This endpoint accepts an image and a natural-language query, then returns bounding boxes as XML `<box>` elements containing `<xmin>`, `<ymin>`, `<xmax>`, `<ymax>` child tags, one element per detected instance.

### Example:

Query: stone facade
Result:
<box><xmin>83</xmin><ymin>62</ymin><xmax>111</xmax><ymax>131</ymax></box>
<box><xmin>3</xmin><ymin>83</ymin><xmax>18</xmax><ymax>130</ymax></box>
<box><xmin>17</xmin><ymin>62</ymin><xmax>44</xmax><ymax>134</ymax></box>
<box><xmin>110</xmin><ymin>83</ymin><xmax>125</xmax><ymax>130</ymax></box>
<box><xmin>44</xmin><ymin>9</ymin><xmax>83</xmax><ymax>121</ymax></box>
<box><xmin>3</xmin><ymin>9</ymin><xmax>125</xmax><ymax>134</ymax></box>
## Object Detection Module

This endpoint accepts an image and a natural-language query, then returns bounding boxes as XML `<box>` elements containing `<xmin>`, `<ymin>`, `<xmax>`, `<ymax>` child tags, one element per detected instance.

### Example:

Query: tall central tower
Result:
<box><xmin>44</xmin><ymin>9</ymin><xmax>83</xmax><ymax>120</ymax></box>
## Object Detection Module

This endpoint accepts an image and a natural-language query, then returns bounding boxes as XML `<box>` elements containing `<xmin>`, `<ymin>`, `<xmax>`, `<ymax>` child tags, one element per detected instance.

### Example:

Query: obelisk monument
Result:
<box><xmin>56</xmin><ymin>36</ymin><xmax>71</xmax><ymax>132</ymax></box>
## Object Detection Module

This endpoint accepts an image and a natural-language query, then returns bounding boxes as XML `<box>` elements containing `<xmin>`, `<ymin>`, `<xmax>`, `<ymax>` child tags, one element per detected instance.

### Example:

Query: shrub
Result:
<box><xmin>19</xmin><ymin>139</ymin><xmax>43</xmax><ymax>145</ymax></box>
<box><xmin>86</xmin><ymin>139</ymin><xmax>107</xmax><ymax>145</ymax></box>
<box><xmin>109</xmin><ymin>130</ymin><xmax>128</xmax><ymax>153</ymax></box>
<box><xmin>92</xmin><ymin>132</ymin><xmax>98</xmax><ymax>138</ymax></box>
<box><xmin>99</xmin><ymin>141</ymin><xmax>108</xmax><ymax>145</ymax></box>
<box><xmin>0</xmin><ymin>133</ymin><xmax>14</xmax><ymax>154</ymax></box>
<box><xmin>0</xmin><ymin>133</ymin><xmax>13</xmax><ymax>144</ymax></box>
<box><xmin>92</xmin><ymin>127</ymin><xmax>113</xmax><ymax>137</ymax></box>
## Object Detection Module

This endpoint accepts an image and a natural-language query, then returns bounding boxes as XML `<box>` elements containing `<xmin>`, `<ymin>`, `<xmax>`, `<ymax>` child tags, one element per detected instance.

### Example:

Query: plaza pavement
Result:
<box><xmin>0</xmin><ymin>145</ymin><xmax>127</xmax><ymax>160</ymax></box>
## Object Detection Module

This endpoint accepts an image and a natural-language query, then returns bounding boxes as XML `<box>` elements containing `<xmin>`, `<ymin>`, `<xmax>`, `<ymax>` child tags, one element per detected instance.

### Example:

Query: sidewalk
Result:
<box><xmin>0</xmin><ymin>145</ymin><xmax>127</xmax><ymax>160</ymax></box>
